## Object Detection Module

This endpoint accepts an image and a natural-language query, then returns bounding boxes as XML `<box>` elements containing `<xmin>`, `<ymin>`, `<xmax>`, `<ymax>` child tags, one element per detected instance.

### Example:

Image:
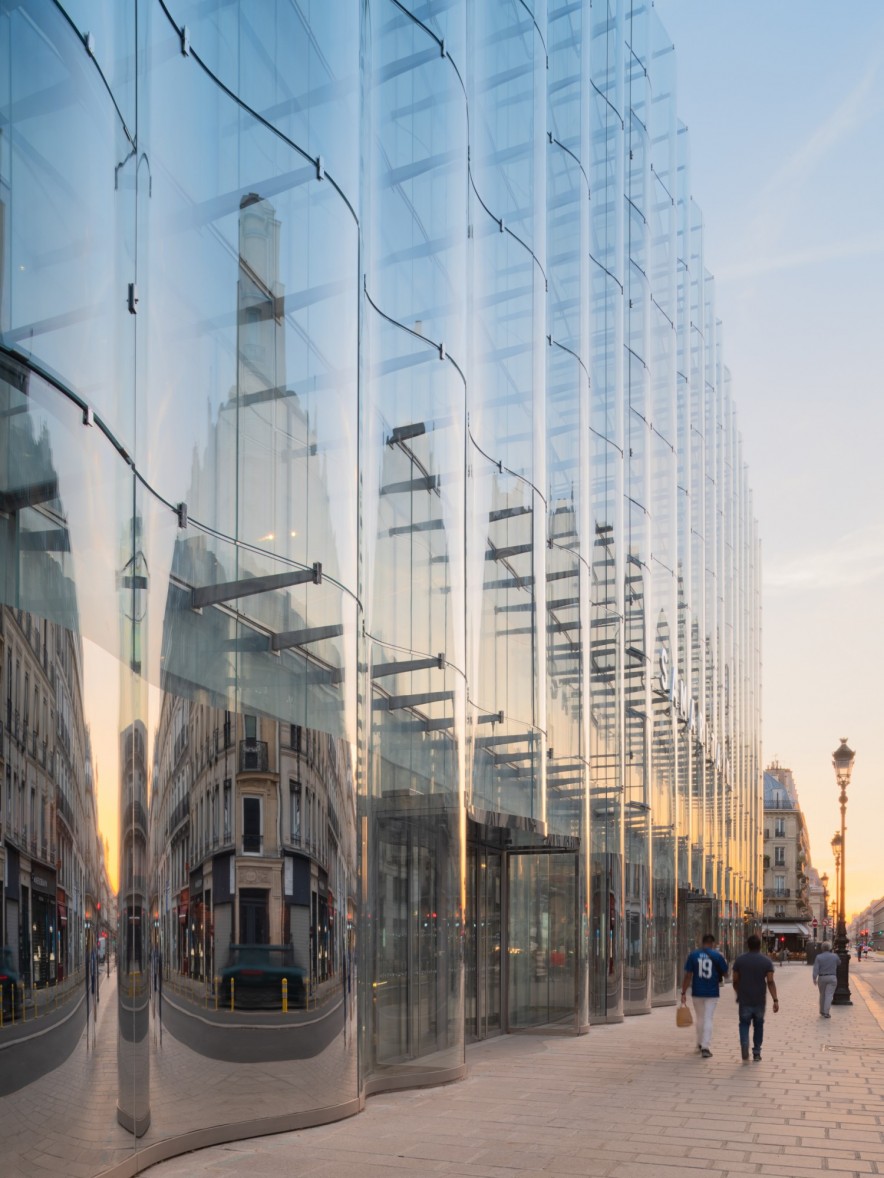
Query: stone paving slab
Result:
<box><xmin>143</xmin><ymin>961</ymin><xmax>884</xmax><ymax>1178</ymax></box>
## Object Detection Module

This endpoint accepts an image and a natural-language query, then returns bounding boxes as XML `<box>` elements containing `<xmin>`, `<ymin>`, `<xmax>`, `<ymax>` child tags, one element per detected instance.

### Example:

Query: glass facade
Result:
<box><xmin>0</xmin><ymin>1</ymin><xmax>761</xmax><ymax>1172</ymax></box>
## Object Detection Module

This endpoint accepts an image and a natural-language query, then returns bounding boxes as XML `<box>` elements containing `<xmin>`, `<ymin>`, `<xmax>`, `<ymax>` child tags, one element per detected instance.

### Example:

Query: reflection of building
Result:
<box><xmin>151</xmin><ymin>706</ymin><xmax>354</xmax><ymax>993</ymax></box>
<box><xmin>120</xmin><ymin>721</ymin><xmax>148</xmax><ymax>971</ymax></box>
<box><xmin>0</xmin><ymin>606</ymin><xmax>104</xmax><ymax>989</ymax></box>
<box><xmin>0</xmin><ymin>352</ymin><xmax>110</xmax><ymax>992</ymax></box>
<box><xmin>762</xmin><ymin>765</ymin><xmax>812</xmax><ymax>952</ymax></box>
<box><xmin>150</xmin><ymin>191</ymin><xmax>356</xmax><ymax>996</ymax></box>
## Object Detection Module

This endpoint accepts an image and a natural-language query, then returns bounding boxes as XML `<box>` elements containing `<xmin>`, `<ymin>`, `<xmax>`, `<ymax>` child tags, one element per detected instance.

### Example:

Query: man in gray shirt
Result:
<box><xmin>812</xmin><ymin>941</ymin><xmax>841</xmax><ymax>1017</ymax></box>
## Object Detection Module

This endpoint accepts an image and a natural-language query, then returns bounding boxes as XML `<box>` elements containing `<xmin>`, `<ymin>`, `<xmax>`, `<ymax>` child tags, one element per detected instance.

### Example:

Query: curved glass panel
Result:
<box><xmin>358</xmin><ymin>0</ymin><xmax>467</xmax><ymax>1084</ymax></box>
<box><xmin>366</xmin><ymin>0</ymin><xmax>467</xmax><ymax>360</ymax></box>
<box><xmin>149</xmin><ymin>709</ymin><xmax>358</xmax><ymax>1125</ymax></box>
<box><xmin>55</xmin><ymin>0</ymin><xmax>137</xmax><ymax>132</ymax></box>
<box><xmin>467</xmin><ymin>453</ymin><xmax>545</xmax><ymax>827</ymax></box>
<box><xmin>362</xmin><ymin>641</ymin><xmax>464</xmax><ymax>1084</ymax></box>
<box><xmin>141</xmin><ymin>14</ymin><xmax>358</xmax><ymax>591</ymax></box>
<box><xmin>470</xmin><ymin>222</ymin><xmax>546</xmax><ymax>484</ymax></box>
<box><xmin>0</xmin><ymin>0</ymin><xmax>134</xmax><ymax>446</ymax></box>
<box><xmin>162</xmin><ymin>0</ymin><xmax>361</xmax><ymax>203</ymax></box>
<box><xmin>400</xmin><ymin>0</ymin><xmax>466</xmax><ymax>69</ymax></box>
<box><xmin>469</xmin><ymin>0</ymin><xmax>546</xmax><ymax>253</ymax></box>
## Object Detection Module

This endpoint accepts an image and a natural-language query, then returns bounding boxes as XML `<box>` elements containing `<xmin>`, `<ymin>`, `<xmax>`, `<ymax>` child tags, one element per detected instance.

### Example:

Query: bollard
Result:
<box><xmin>214</xmin><ymin>977</ymin><xmax>220</xmax><ymax>1011</ymax></box>
<box><xmin>282</xmin><ymin>977</ymin><xmax>288</xmax><ymax>1013</ymax></box>
<box><xmin>230</xmin><ymin>978</ymin><xmax>235</xmax><ymax>1013</ymax></box>
<box><xmin>1</xmin><ymin>984</ymin><xmax>4</xmax><ymax>1029</ymax></box>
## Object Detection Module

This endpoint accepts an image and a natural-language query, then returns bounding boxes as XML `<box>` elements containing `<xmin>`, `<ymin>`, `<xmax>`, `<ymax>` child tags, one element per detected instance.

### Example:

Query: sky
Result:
<box><xmin>654</xmin><ymin>0</ymin><xmax>884</xmax><ymax>916</ymax></box>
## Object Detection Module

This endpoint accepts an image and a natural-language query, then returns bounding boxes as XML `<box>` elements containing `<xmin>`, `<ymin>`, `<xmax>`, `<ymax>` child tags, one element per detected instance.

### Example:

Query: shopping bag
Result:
<box><xmin>676</xmin><ymin>1003</ymin><xmax>693</xmax><ymax>1028</ymax></box>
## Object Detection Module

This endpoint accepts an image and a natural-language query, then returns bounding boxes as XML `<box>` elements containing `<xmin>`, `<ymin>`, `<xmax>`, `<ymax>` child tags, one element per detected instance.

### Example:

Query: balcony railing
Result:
<box><xmin>239</xmin><ymin>740</ymin><xmax>268</xmax><ymax>773</ymax></box>
<box><xmin>123</xmin><ymin>799</ymin><xmax>149</xmax><ymax>832</ymax></box>
<box><xmin>122</xmin><ymin>874</ymin><xmax>147</xmax><ymax>897</ymax></box>
<box><xmin>764</xmin><ymin>888</ymin><xmax>791</xmax><ymax>899</ymax></box>
<box><xmin>168</xmin><ymin>798</ymin><xmax>190</xmax><ymax>836</ymax></box>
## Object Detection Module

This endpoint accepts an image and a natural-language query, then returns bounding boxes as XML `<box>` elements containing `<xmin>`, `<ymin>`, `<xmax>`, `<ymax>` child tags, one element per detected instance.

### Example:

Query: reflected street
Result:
<box><xmin>160</xmin><ymin>987</ymin><xmax>346</xmax><ymax>1063</ymax></box>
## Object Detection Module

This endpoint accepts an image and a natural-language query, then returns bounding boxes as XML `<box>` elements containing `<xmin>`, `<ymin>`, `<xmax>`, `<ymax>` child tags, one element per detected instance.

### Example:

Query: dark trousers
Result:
<box><xmin>738</xmin><ymin>1003</ymin><xmax>765</xmax><ymax>1054</ymax></box>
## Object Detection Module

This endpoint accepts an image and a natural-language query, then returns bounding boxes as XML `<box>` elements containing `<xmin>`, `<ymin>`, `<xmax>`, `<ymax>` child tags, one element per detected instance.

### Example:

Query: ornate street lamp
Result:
<box><xmin>830</xmin><ymin>831</ymin><xmax>842</xmax><ymax>932</ymax></box>
<box><xmin>831</xmin><ymin>739</ymin><xmax>855</xmax><ymax>1005</ymax></box>
<box><xmin>820</xmin><ymin>872</ymin><xmax>829</xmax><ymax>938</ymax></box>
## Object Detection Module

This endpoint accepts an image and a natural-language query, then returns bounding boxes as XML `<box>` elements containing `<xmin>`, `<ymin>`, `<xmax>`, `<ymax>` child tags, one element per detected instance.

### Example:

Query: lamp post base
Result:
<box><xmin>832</xmin><ymin>929</ymin><xmax>852</xmax><ymax>1005</ymax></box>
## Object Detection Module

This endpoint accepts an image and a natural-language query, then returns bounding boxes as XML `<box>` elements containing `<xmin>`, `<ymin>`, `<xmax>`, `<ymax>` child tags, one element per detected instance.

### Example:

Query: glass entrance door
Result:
<box><xmin>507</xmin><ymin>852</ymin><xmax>576</xmax><ymax>1029</ymax></box>
<box><xmin>478</xmin><ymin>850</ymin><xmax>502</xmax><ymax>1037</ymax></box>
<box><xmin>466</xmin><ymin>844</ymin><xmax>502</xmax><ymax>1041</ymax></box>
<box><xmin>238</xmin><ymin>888</ymin><xmax>269</xmax><ymax>944</ymax></box>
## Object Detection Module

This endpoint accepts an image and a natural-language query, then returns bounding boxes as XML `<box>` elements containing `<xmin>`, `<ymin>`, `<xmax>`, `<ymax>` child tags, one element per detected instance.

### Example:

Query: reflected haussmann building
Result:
<box><xmin>0</xmin><ymin>1</ymin><xmax>762</xmax><ymax>1173</ymax></box>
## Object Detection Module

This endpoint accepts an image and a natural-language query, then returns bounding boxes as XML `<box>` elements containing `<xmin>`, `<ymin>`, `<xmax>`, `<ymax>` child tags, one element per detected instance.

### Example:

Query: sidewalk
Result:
<box><xmin>145</xmin><ymin>962</ymin><xmax>884</xmax><ymax>1178</ymax></box>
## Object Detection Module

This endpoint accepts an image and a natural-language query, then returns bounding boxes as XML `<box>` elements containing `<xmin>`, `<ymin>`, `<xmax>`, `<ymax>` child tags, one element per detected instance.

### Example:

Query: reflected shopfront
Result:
<box><xmin>0</xmin><ymin>1</ymin><xmax>762</xmax><ymax>1174</ymax></box>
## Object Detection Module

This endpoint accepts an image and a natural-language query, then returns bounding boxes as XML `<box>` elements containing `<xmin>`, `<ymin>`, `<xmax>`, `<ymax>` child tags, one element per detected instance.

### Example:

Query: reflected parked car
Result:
<box><xmin>0</xmin><ymin>947</ymin><xmax>23</xmax><ymax>1018</ymax></box>
<box><xmin>218</xmin><ymin>944</ymin><xmax>307</xmax><ymax>1009</ymax></box>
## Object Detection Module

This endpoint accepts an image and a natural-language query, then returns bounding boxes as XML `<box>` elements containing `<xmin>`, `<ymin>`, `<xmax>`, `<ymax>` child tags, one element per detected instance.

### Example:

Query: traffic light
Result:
<box><xmin>780</xmin><ymin>936</ymin><xmax>786</xmax><ymax>944</ymax></box>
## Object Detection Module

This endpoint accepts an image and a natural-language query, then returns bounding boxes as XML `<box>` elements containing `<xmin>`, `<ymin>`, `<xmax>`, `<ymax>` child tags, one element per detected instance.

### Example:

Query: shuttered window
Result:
<box><xmin>243</xmin><ymin>796</ymin><xmax>261</xmax><ymax>853</ymax></box>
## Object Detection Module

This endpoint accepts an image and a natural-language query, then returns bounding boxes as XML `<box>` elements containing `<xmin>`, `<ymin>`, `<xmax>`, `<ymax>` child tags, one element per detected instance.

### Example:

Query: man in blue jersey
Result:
<box><xmin>681</xmin><ymin>933</ymin><xmax>729</xmax><ymax>1058</ymax></box>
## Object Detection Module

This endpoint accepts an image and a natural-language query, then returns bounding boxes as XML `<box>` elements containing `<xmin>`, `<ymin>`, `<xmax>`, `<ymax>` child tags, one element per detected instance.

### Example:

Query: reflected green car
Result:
<box><xmin>0</xmin><ymin>948</ymin><xmax>23</xmax><ymax>1018</ymax></box>
<box><xmin>218</xmin><ymin>945</ymin><xmax>307</xmax><ymax>1010</ymax></box>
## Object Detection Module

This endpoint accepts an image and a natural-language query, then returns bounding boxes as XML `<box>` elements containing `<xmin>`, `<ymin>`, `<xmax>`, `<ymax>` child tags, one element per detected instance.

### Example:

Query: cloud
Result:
<box><xmin>734</xmin><ymin>52</ymin><xmax>883</xmax><ymax>274</ymax></box>
<box><xmin>756</xmin><ymin>58</ymin><xmax>879</xmax><ymax>206</ymax></box>
<box><xmin>766</xmin><ymin>524</ymin><xmax>884</xmax><ymax>592</ymax></box>
<box><xmin>718</xmin><ymin>232</ymin><xmax>884</xmax><ymax>282</ymax></box>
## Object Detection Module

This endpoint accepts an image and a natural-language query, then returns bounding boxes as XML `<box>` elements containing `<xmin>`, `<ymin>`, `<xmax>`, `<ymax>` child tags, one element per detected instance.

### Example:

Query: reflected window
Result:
<box><xmin>223</xmin><ymin>778</ymin><xmax>232</xmax><ymax>842</ymax></box>
<box><xmin>774</xmin><ymin>846</ymin><xmax>785</xmax><ymax>866</ymax></box>
<box><xmin>243</xmin><ymin>795</ymin><xmax>262</xmax><ymax>854</ymax></box>
<box><xmin>290</xmin><ymin>780</ymin><xmax>301</xmax><ymax>844</ymax></box>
